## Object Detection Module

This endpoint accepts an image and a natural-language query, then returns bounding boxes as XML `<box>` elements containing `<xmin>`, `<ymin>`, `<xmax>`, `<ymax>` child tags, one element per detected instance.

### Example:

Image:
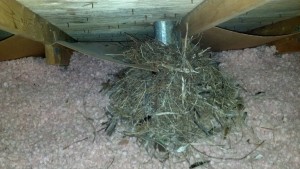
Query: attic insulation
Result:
<box><xmin>0</xmin><ymin>45</ymin><xmax>299</xmax><ymax>169</ymax></box>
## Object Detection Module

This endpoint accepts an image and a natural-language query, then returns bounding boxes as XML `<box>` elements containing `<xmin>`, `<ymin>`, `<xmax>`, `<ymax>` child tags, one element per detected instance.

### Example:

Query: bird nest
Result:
<box><xmin>103</xmin><ymin>39</ymin><xmax>244</xmax><ymax>161</ymax></box>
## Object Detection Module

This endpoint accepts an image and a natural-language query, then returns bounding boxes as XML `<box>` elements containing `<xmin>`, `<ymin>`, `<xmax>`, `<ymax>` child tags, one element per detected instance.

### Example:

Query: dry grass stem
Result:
<box><xmin>104</xmin><ymin>38</ymin><xmax>244</xmax><ymax>161</ymax></box>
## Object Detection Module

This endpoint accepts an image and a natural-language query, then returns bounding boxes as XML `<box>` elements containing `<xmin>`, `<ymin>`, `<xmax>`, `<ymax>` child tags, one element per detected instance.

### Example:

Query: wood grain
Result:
<box><xmin>199</xmin><ymin>27</ymin><xmax>296</xmax><ymax>51</ymax></box>
<box><xmin>0</xmin><ymin>0</ymin><xmax>74</xmax><ymax>44</ymax></box>
<box><xmin>247</xmin><ymin>16</ymin><xmax>300</xmax><ymax>53</ymax></box>
<box><xmin>219</xmin><ymin>0</ymin><xmax>300</xmax><ymax>32</ymax></box>
<box><xmin>248</xmin><ymin>16</ymin><xmax>300</xmax><ymax>36</ymax></box>
<box><xmin>17</xmin><ymin>0</ymin><xmax>204</xmax><ymax>41</ymax></box>
<box><xmin>0</xmin><ymin>35</ymin><xmax>44</xmax><ymax>61</ymax></box>
<box><xmin>269</xmin><ymin>34</ymin><xmax>300</xmax><ymax>53</ymax></box>
<box><xmin>180</xmin><ymin>0</ymin><xmax>271</xmax><ymax>36</ymax></box>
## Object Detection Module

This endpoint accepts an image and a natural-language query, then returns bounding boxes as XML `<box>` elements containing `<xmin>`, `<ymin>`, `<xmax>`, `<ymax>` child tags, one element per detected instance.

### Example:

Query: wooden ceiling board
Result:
<box><xmin>219</xmin><ymin>0</ymin><xmax>300</xmax><ymax>32</ymax></box>
<box><xmin>16</xmin><ymin>0</ymin><xmax>204</xmax><ymax>41</ymax></box>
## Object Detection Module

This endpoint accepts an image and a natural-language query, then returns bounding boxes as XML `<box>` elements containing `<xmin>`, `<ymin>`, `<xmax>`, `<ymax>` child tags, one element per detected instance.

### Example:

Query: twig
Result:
<box><xmin>106</xmin><ymin>157</ymin><xmax>115</xmax><ymax>169</ymax></box>
<box><xmin>63</xmin><ymin>137</ymin><xmax>89</xmax><ymax>150</ymax></box>
<box><xmin>183</xmin><ymin>23</ymin><xmax>188</xmax><ymax>60</ymax></box>
<box><xmin>192</xmin><ymin>140</ymin><xmax>265</xmax><ymax>160</ymax></box>
<box><xmin>63</xmin><ymin>127</ymin><xmax>106</xmax><ymax>150</ymax></box>
<box><xmin>105</xmin><ymin>54</ymin><xmax>124</xmax><ymax>56</ymax></box>
<box><xmin>124</xmin><ymin>32</ymin><xmax>140</xmax><ymax>43</ymax></box>
<box><xmin>160</xmin><ymin>64</ymin><xmax>199</xmax><ymax>73</ymax></box>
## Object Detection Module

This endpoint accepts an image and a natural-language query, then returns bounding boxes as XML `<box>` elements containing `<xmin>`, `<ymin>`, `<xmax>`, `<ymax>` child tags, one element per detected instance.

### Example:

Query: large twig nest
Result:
<box><xmin>104</xmin><ymin>39</ymin><xmax>244</xmax><ymax>161</ymax></box>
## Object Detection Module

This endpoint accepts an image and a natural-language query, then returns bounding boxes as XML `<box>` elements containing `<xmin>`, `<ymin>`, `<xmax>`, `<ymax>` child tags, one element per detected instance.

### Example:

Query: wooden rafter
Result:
<box><xmin>270</xmin><ymin>34</ymin><xmax>300</xmax><ymax>53</ymax></box>
<box><xmin>0</xmin><ymin>0</ymin><xmax>74</xmax><ymax>44</ymax></box>
<box><xmin>180</xmin><ymin>0</ymin><xmax>272</xmax><ymax>36</ymax></box>
<box><xmin>247</xmin><ymin>16</ymin><xmax>300</xmax><ymax>53</ymax></box>
<box><xmin>0</xmin><ymin>35</ymin><xmax>44</xmax><ymax>61</ymax></box>
<box><xmin>0</xmin><ymin>0</ymin><xmax>152</xmax><ymax>67</ymax></box>
<box><xmin>0</xmin><ymin>0</ymin><xmax>75</xmax><ymax>64</ymax></box>
<box><xmin>199</xmin><ymin>27</ymin><xmax>294</xmax><ymax>51</ymax></box>
<box><xmin>248</xmin><ymin>16</ymin><xmax>300</xmax><ymax>36</ymax></box>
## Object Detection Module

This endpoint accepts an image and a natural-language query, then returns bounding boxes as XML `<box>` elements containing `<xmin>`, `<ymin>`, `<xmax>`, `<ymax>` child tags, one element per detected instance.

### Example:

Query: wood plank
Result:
<box><xmin>246</xmin><ymin>16</ymin><xmax>300</xmax><ymax>53</ymax></box>
<box><xmin>219</xmin><ymin>0</ymin><xmax>300</xmax><ymax>32</ymax></box>
<box><xmin>248</xmin><ymin>16</ymin><xmax>300</xmax><ymax>36</ymax></box>
<box><xmin>45</xmin><ymin>44</ymin><xmax>73</xmax><ymax>65</ymax></box>
<box><xmin>199</xmin><ymin>27</ymin><xmax>296</xmax><ymax>51</ymax></box>
<box><xmin>269</xmin><ymin>34</ymin><xmax>300</xmax><ymax>53</ymax></box>
<box><xmin>0</xmin><ymin>0</ymin><xmax>74</xmax><ymax>44</ymax></box>
<box><xmin>180</xmin><ymin>0</ymin><xmax>271</xmax><ymax>36</ymax></box>
<box><xmin>0</xmin><ymin>0</ymin><xmax>76</xmax><ymax>64</ymax></box>
<box><xmin>0</xmin><ymin>35</ymin><xmax>44</xmax><ymax>61</ymax></box>
<box><xmin>17</xmin><ymin>0</ymin><xmax>204</xmax><ymax>42</ymax></box>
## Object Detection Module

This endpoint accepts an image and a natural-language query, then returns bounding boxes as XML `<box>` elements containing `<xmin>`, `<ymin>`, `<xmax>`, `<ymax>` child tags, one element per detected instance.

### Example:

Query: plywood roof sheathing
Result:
<box><xmin>16</xmin><ymin>0</ymin><xmax>204</xmax><ymax>41</ymax></box>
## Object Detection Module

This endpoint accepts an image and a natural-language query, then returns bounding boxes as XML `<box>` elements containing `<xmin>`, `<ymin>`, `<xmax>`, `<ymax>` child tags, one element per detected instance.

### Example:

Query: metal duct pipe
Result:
<box><xmin>154</xmin><ymin>20</ymin><xmax>180</xmax><ymax>45</ymax></box>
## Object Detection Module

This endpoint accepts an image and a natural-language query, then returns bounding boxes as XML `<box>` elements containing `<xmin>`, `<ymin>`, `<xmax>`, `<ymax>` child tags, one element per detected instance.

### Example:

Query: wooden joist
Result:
<box><xmin>0</xmin><ymin>35</ymin><xmax>44</xmax><ymax>61</ymax></box>
<box><xmin>0</xmin><ymin>0</ymin><xmax>74</xmax><ymax>43</ymax></box>
<box><xmin>180</xmin><ymin>0</ymin><xmax>271</xmax><ymax>36</ymax></box>
<box><xmin>0</xmin><ymin>0</ymin><xmax>75</xmax><ymax>64</ymax></box>
<box><xmin>179</xmin><ymin>0</ymin><xmax>300</xmax><ymax>53</ymax></box>
<box><xmin>261</xmin><ymin>17</ymin><xmax>300</xmax><ymax>53</ymax></box>
<box><xmin>248</xmin><ymin>16</ymin><xmax>300</xmax><ymax>36</ymax></box>
<box><xmin>270</xmin><ymin>34</ymin><xmax>300</xmax><ymax>53</ymax></box>
<box><xmin>199</xmin><ymin>27</ymin><xmax>293</xmax><ymax>51</ymax></box>
<box><xmin>247</xmin><ymin>16</ymin><xmax>300</xmax><ymax>53</ymax></box>
<box><xmin>45</xmin><ymin>44</ymin><xmax>73</xmax><ymax>66</ymax></box>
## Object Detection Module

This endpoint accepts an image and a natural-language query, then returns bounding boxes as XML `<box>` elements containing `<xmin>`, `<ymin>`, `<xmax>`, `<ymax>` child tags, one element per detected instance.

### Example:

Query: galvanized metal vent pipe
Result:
<box><xmin>154</xmin><ymin>20</ymin><xmax>180</xmax><ymax>45</ymax></box>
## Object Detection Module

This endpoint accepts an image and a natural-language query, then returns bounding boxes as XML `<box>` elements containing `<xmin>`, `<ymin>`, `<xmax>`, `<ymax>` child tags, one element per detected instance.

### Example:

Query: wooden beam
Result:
<box><xmin>0</xmin><ymin>35</ymin><xmax>44</xmax><ymax>61</ymax></box>
<box><xmin>45</xmin><ymin>44</ymin><xmax>73</xmax><ymax>65</ymax></box>
<box><xmin>246</xmin><ymin>16</ymin><xmax>300</xmax><ymax>53</ymax></box>
<box><xmin>180</xmin><ymin>0</ymin><xmax>271</xmax><ymax>36</ymax></box>
<box><xmin>0</xmin><ymin>0</ymin><xmax>74</xmax><ymax>44</ymax></box>
<box><xmin>199</xmin><ymin>27</ymin><xmax>295</xmax><ymax>51</ymax></box>
<box><xmin>269</xmin><ymin>33</ymin><xmax>300</xmax><ymax>53</ymax></box>
<box><xmin>0</xmin><ymin>0</ymin><xmax>75</xmax><ymax>64</ymax></box>
<box><xmin>248</xmin><ymin>16</ymin><xmax>300</xmax><ymax>36</ymax></box>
